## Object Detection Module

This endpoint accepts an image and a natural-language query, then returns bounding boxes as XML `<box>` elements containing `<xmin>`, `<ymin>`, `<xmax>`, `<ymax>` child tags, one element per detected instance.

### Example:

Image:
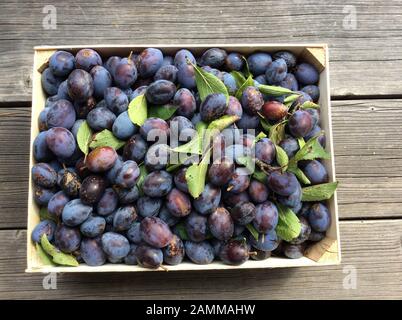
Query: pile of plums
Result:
<box><xmin>31</xmin><ymin>47</ymin><xmax>331</xmax><ymax>269</ymax></box>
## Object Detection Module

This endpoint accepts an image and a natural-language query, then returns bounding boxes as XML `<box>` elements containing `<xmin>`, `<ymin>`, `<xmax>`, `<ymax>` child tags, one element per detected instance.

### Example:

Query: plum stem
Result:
<box><xmin>159</xmin><ymin>265</ymin><xmax>169</xmax><ymax>271</ymax></box>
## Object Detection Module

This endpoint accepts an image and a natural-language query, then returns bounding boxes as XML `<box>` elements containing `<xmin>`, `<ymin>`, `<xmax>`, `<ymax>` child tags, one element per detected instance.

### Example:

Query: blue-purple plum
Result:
<box><xmin>101</xmin><ymin>232</ymin><xmax>130</xmax><ymax>260</ymax></box>
<box><xmin>62</xmin><ymin>199</ymin><xmax>93</xmax><ymax>227</ymax></box>
<box><xmin>184</xmin><ymin>241</ymin><xmax>214</xmax><ymax>264</ymax></box>
<box><xmin>46</xmin><ymin>99</ymin><xmax>76</xmax><ymax>129</ymax></box>
<box><xmin>145</xmin><ymin>80</ymin><xmax>176</xmax><ymax>105</ymax></box>
<box><xmin>193</xmin><ymin>183</ymin><xmax>221</xmax><ymax>215</ymax></box>
<box><xmin>163</xmin><ymin>235</ymin><xmax>185</xmax><ymax>265</ymax></box>
<box><xmin>208</xmin><ymin>207</ymin><xmax>234</xmax><ymax>241</ymax></box>
<box><xmin>46</xmin><ymin>127</ymin><xmax>76</xmax><ymax>159</ymax></box>
<box><xmin>248</xmin><ymin>180</ymin><xmax>269</xmax><ymax>203</ymax></box>
<box><xmin>288</xmin><ymin>110</ymin><xmax>314</xmax><ymax>138</ymax></box>
<box><xmin>123</xmin><ymin>134</ymin><xmax>148</xmax><ymax>163</ymax></box>
<box><xmin>279</xmin><ymin>136</ymin><xmax>299</xmax><ymax>158</ymax></box>
<box><xmin>54</xmin><ymin>224</ymin><xmax>81</xmax><ymax>253</ymax></box>
<box><xmin>75</xmin><ymin>48</ymin><xmax>102</xmax><ymax>71</ymax></box>
<box><xmin>241</xmin><ymin>86</ymin><xmax>264</xmax><ymax>115</ymax></box>
<box><xmin>79</xmin><ymin>175</ymin><xmax>107</xmax><ymax>205</ymax></box>
<box><xmin>247</xmin><ymin>52</ymin><xmax>272</xmax><ymax>76</ymax></box>
<box><xmin>200</xmin><ymin>93</ymin><xmax>227</xmax><ymax>122</ymax></box>
<box><xmin>301</xmin><ymin>160</ymin><xmax>328</xmax><ymax>185</ymax></box>
<box><xmin>86</xmin><ymin>147</ymin><xmax>118</xmax><ymax>173</ymax></box>
<box><xmin>113</xmin><ymin>57</ymin><xmax>138</xmax><ymax>89</ymax></box>
<box><xmin>265</xmin><ymin>58</ymin><xmax>287</xmax><ymax>84</ymax></box>
<box><xmin>49</xmin><ymin>50</ymin><xmax>75</xmax><ymax>77</ymax></box>
<box><xmin>81</xmin><ymin>237</ymin><xmax>107</xmax><ymax>266</ymax></box>
<box><xmin>90</xmin><ymin>65</ymin><xmax>112</xmax><ymax>99</ymax></box>
<box><xmin>112</xmin><ymin>111</ymin><xmax>137</xmax><ymax>140</ymax></box>
<box><xmin>154</xmin><ymin>64</ymin><xmax>178</xmax><ymax>82</ymax></box>
<box><xmin>226</xmin><ymin>167</ymin><xmax>250</xmax><ymax>194</ymax></box>
<box><xmin>127</xmin><ymin>222</ymin><xmax>142</xmax><ymax>244</ymax></box>
<box><xmin>67</xmin><ymin>69</ymin><xmax>94</xmax><ymax>102</ymax></box>
<box><xmin>115</xmin><ymin>160</ymin><xmax>140</xmax><ymax>188</ymax></box>
<box><xmin>135</xmin><ymin>244</ymin><xmax>163</xmax><ymax>268</ymax></box>
<box><xmin>104</xmin><ymin>87</ymin><xmax>128</xmax><ymax>115</ymax></box>
<box><xmin>31</xmin><ymin>163</ymin><xmax>57</xmax><ymax>188</ymax></box>
<box><xmin>173</xmin><ymin>88</ymin><xmax>196</xmax><ymax>118</ymax></box>
<box><xmin>80</xmin><ymin>216</ymin><xmax>106</xmax><ymax>238</ymax></box>
<box><xmin>31</xmin><ymin>220</ymin><xmax>56</xmax><ymax>243</ymax></box>
<box><xmin>294</xmin><ymin>62</ymin><xmax>319</xmax><ymax>85</ymax></box>
<box><xmin>97</xmin><ymin>188</ymin><xmax>118</xmax><ymax>216</ymax></box>
<box><xmin>47</xmin><ymin>190</ymin><xmax>70</xmax><ymax>218</ymax></box>
<box><xmin>137</xmin><ymin>196</ymin><xmax>162</xmax><ymax>217</ymax></box>
<box><xmin>231</xmin><ymin>201</ymin><xmax>256</xmax><ymax>225</ymax></box>
<box><xmin>308</xmin><ymin>203</ymin><xmax>331</xmax><ymax>232</ymax></box>
<box><xmin>267</xmin><ymin>171</ymin><xmax>300</xmax><ymax>196</ymax></box>
<box><xmin>140</xmin><ymin>216</ymin><xmax>173</xmax><ymax>248</ymax></box>
<box><xmin>253</xmin><ymin>201</ymin><xmax>279</xmax><ymax>233</ymax></box>
<box><xmin>33</xmin><ymin>185</ymin><xmax>56</xmax><ymax>206</ymax></box>
<box><xmin>225</xmin><ymin>52</ymin><xmax>244</xmax><ymax>71</ymax></box>
<box><xmin>113</xmin><ymin>205</ymin><xmax>137</xmax><ymax>231</ymax></box>
<box><xmin>301</xmin><ymin>85</ymin><xmax>320</xmax><ymax>102</ymax></box>
<box><xmin>166</xmin><ymin>188</ymin><xmax>191</xmax><ymax>218</ymax></box>
<box><xmin>41</xmin><ymin>68</ymin><xmax>63</xmax><ymax>96</ymax></box>
<box><xmin>137</xmin><ymin>48</ymin><xmax>164</xmax><ymax>78</ymax></box>
<box><xmin>250</xmin><ymin>230</ymin><xmax>279</xmax><ymax>252</ymax></box>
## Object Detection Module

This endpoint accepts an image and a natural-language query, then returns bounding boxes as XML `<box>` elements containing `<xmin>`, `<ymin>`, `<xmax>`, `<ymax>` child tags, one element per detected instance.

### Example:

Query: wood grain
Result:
<box><xmin>1</xmin><ymin>0</ymin><xmax>402</xmax><ymax>103</ymax></box>
<box><xmin>1</xmin><ymin>99</ymin><xmax>402</xmax><ymax>228</ymax></box>
<box><xmin>1</xmin><ymin>220</ymin><xmax>401</xmax><ymax>299</ymax></box>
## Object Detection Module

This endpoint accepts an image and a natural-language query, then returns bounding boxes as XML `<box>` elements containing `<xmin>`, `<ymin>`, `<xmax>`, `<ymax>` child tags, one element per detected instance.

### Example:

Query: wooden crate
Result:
<box><xmin>26</xmin><ymin>44</ymin><xmax>340</xmax><ymax>273</ymax></box>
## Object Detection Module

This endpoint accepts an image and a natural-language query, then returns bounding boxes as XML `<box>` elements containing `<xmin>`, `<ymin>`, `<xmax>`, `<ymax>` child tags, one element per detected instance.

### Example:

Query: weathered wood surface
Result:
<box><xmin>1</xmin><ymin>0</ymin><xmax>402</xmax><ymax>103</ymax></box>
<box><xmin>1</xmin><ymin>99</ymin><xmax>401</xmax><ymax>228</ymax></box>
<box><xmin>1</xmin><ymin>220</ymin><xmax>401</xmax><ymax>299</ymax></box>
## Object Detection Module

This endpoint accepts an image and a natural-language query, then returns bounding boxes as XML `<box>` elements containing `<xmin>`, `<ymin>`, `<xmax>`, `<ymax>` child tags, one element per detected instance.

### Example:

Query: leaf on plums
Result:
<box><xmin>191</xmin><ymin>62</ymin><xmax>229</xmax><ymax>103</ymax></box>
<box><xmin>207</xmin><ymin>115</ymin><xmax>240</xmax><ymax>131</ymax></box>
<box><xmin>35</xmin><ymin>243</ymin><xmax>55</xmax><ymax>266</ymax></box>
<box><xmin>52</xmin><ymin>251</ymin><xmax>80</xmax><ymax>267</ymax></box>
<box><xmin>172</xmin><ymin>136</ymin><xmax>203</xmax><ymax>155</ymax></box>
<box><xmin>185</xmin><ymin>149</ymin><xmax>211</xmax><ymax>198</ymax></box>
<box><xmin>40</xmin><ymin>234</ymin><xmax>58</xmax><ymax>257</ymax></box>
<box><xmin>40</xmin><ymin>234</ymin><xmax>79</xmax><ymax>267</ymax></box>
<box><xmin>284</xmin><ymin>94</ymin><xmax>301</xmax><ymax>105</ymax></box>
<box><xmin>300</xmin><ymin>101</ymin><xmax>320</xmax><ymax>109</ymax></box>
<box><xmin>297</xmin><ymin>137</ymin><xmax>305</xmax><ymax>149</ymax></box>
<box><xmin>246</xmin><ymin>224</ymin><xmax>259</xmax><ymax>241</ymax></box>
<box><xmin>287</xmin><ymin>162</ymin><xmax>311</xmax><ymax>185</ymax></box>
<box><xmin>76</xmin><ymin>120</ymin><xmax>93</xmax><ymax>156</ymax></box>
<box><xmin>242</xmin><ymin>55</ymin><xmax>251</xmax><ymax>77</ymax></box>
<box><xmin>39</xmin><ymin>207</ymin><xmax>57</xmax><ymax>222</ymax></box>
<box><xmin>275</xmin><ymin>145</ymin><xmax>289</xmax><ymax>172</ymax></box>
<box><xmin>174</xmin><ymin>223</ymin><xmax>190</xmax><ymax>241</ymax></box>
<box><xmin>136</xmin><ymin>164</ymin><xmax>148</xmax><ymax>195</ymax></box>
<box><xmin>237</xmin><ymin>156</ymin><xmax>255</xmax><ymax>174</ymax></box>
<box><xmin>235</xmin><ymin>75</ymin><xmax>254</xmax><ymax>100</ymax></box>
<box><xmin>294</xmin><ymin>134</ymin><xmax>330</xmax><ymax>162</ymax></box>
<box><xmin>260</xmin><ymin>118</ymin><xmax>273</xmax><ymax>133</ymax></box>
<box><xmin>258</xmin><ymin>84</ymin><xmax>298</xmax><ymax>97</ymax></box>
<box><xmin>269</xmin><ymin>121</ymin><xmax>286</xmax><ymax>145</ymax></box>
<box><xmin>301</xmin><ymin>182</ymin><xmax>338</xmax><ymax>201</ymax></box>
<box><xmin>148</xmin><ymin>104</ymin><xmax>178</xmax><ymax>120</ymax></box>
<box><xmin>89</xmin><ymin>129</ymin><xmax>125</xmax><ymax>150</ymax></box>
<box><xmin>128</xmin><ymin>94</ymin><xmax>147</xmax><ymax>126</ymax></box>
<box><xmin>252</xmin><ymin>169</ymin><xmax>268</xmax><ymax>184</ymax></box>
<box><xmin>230</xmin><ymin>71</ymin><xmax>247</xmax><ymax>88</ymax></box>
<box><xmin>276</xmin><ymin>204</ymin><xmax>302</xmax><ymax>242</ymax></box>
<box><xmin>254</xmin><ymin>132</ymin><xmax>267</xmax><ymax>144</ymax></box>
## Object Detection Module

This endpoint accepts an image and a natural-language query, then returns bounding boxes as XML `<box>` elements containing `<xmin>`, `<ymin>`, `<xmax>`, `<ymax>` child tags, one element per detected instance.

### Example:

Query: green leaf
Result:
<box><xmin>148</xmin><ymin>104</ymin><xmax>178</xmax><ymax>120</ymax></box>
<box><xmin>260</xmin><ymin>118</ymin><xmax>273</xmax><ymax>133</ymax></box>
<box><xmin>185</xmin><ymin>149</ymin><xmax>211</xmax><ymax>198</ymax></box>
<box><xmin>172</xmin><ymin>136</ymin><xmax>202</xmax><ymax>155</ymax></box>
<box><xmin>136</xmin><ymin>164</ymin><xmax>148</xmax><ymax>194</ymax></box>
<box><xmin>275</xmin><ymin>145</ymin><xmax>289</xmax><ymax>172</ymax></box>
<box><xmin>258</xmin><ymin>84</ymin><xmax>298</xmax><ymax>97</ymax></box>
<box><xmin>246</xmin><ymin>224</ymin><xmax>259</xmax><ymax>241</ymax></box>
<box><xmin>269</xmin><ymin>121</ymin><xmax>286</xmax><ymax>145</ymax></box>
<box><xmin>230</xmin><ymin>71</ymin><xmax>246</xmax><ymax>88</ymax></box>
<box><xmin>297</xmin><ymin>137</ymin><xmax>305</xmax><ymax>149</ymax></box>
<box><xmin>237</xmin><ymin>155</ymin><xmax>255</xmax><ymax>174</ymax></box>
<box><xmin>89</xmin><ymin>129</ymin><xmax>125</xmax><ymax>150</ymax></box>
<box><xmin>288</xmin><ymin>162</ymin><xmax>311</xmax><ymax>185</ymax></box>
<box><xmin>235</xmin><ymin>75</ymin><xmax>254</xmax><ymax>100</ymax></box>
<box><xmin>252</xmin><ymin>169</ymin><xmax>267</xmax><ymax>184</ymax></box>
<box><xmin>254</xmin><ymin>132</ymin><xmax>267</xmax><ymax>144</ymax></box>
<box><xmin>40</xmin><ymin>234</ymin><xmax>79</xmax><ymax>267</ymax></box>
<box><xmin>294</xmin><ymin>135</ymin><xmax>330</xmax><ymax>162</ymax></box>
<box><xmin>128</xmin><ymin>94</ymin><xmax>147</xmax><ymax>126</ymax></box>
<box><xmin>301</xmin><ymin>182</ymin><xmax>338</xmax><ymax>201</ymax></box>
<box><xmin>192</xmin><ymin>62</ymin><xmax>229</xmax><ymax>103</ymax></box>
<box><xmin>276</xmin><ymin>204</ymin><xmax>301</xmax><ymax>242</ymax></box>
<box><xmin>283</xmin><ymin>94</ymin><xmax>301</xmax><ymax>104</ymax></box>
<box><xmin>242</xmin><ymin>55</ymin><xmax>251</xmax><ymax>77</ymax></box>
<box><xmin>174</xmin><ymin>223</ymin><xmax>189</xmax><ymax>241</ymax></box>
<box><xmin>52</xmin><ymin>252</ymin><xmax>79</xmax><ymax>267</ymax></box>
<box><xmin>39</xmin><ymin>207</ymin><xmax>56</xmax><ymax>222</ymax></box>
<box><xmin>76</xmin><ymin>120</ymin><xmax>93</xmax><ymax>156</ymax></box>
<box><xmin>40</xmin><ymin>234</ymin><xmax>58</xmax><ymax>257</ymax></box>
<box><xmin>300</xmin><ymin>101</ymin><xmax>320</xmax><ymax>109</ymax></box>
<box><xmin>35</xmin><ymin>243</ymin><xmax>55</xmax><ymax>266</ymax></box>
<box><xmin>207</xmin><ymin>115</ymin><xmax>240</xmax><ymax>131</ymax></box>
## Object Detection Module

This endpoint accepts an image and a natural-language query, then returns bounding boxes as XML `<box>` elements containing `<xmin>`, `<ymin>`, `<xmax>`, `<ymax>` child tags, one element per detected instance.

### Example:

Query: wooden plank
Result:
<box><xmin>1</xmin><ymin>99</ymin><xmax>402</xmax><ymax>228</ymax></box>
<box><xmin>0</xmin><ymin>220</ymin><xmax>401</xmax><ymax>299</ymax></box>
<box><xmin>1</xmin><ymin>0</ymin><xmax>402</xmax><ymax>103</ymax></box>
